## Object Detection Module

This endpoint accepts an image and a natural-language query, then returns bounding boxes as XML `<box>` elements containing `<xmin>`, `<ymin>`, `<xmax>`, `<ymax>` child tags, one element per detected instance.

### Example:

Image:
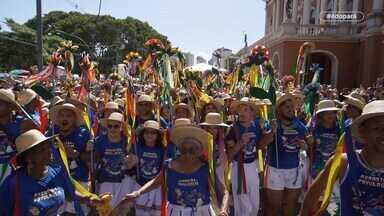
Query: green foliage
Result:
<box><xmin>0</xmin><ymin>11</ymin><xmax>169</xmax><ymax>73</ymax></box>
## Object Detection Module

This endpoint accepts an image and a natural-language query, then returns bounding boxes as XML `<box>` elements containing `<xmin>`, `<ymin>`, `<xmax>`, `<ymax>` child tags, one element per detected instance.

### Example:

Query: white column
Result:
<box><xmin>283</xmin><ymin>0</ymin><xmax>288</xmax><ymax>23</ymax></box>
<box><xmin>316</xmin><ymin>0</ymin><xmax>321</xmax><ymax>24</ymax></box>
<box><xmin>292</xmin><ymin>0</ymin><xmax>298</xmax><ymax>23</ymax></box>
<box><xmin>303</xmin><ymin>0</ymin><xmax>311</xmax><ymax>24</ymax></box>
<box><xmin>275</xmin><ymin>0</ymin><xmax>281</xmax><ymax>29</ymax></box>
<box><xmin>320</xmin><ymin>0</ymin><xmax>328</xmax><ymax>24</ymax></box>
<box><xmin>352</xmin><ymin>0</ymin><xmax>360</xmax><ymax>12</ymax></box>
<box><xmin>373</xmin><ymin>0</ymin><xmax>384</xmax><ymax>11</ymax></box>
<box><xmin>339</xmin><ymin>0</ymin><xmax>347</xmax><ymax>11</ymax></box>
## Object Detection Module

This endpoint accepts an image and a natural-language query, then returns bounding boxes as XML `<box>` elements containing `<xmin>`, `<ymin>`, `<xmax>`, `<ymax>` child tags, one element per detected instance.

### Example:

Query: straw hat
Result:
<box><xmin>262</xmin><ymin>99</ymin><xmax>272</xmax><ymax>106</ymax></box>
<box><xmin>315</xmin><ymin>100</ymin><xmax>340</xmax><ymax>115</ymax></box>
<box><xmin>351</xmin><ymin>100</ymin><xmax>384</xmax><ymax>139</ymax></box>
<box><xmin>137</xmin><ymin>94</ymin><xmax>154</xmax><ymax>104</ymax></box>
<box><xmin>104</xmin><ymin>102</ymin><xmax>119</xmax><ymax>111</ymax></box>
<box><xmin>49</xmin><ymin>103</ymin><xmax>84</xmax><ymax>126</ymax></box>
<box><xmin>173</xmin><ymin>118</ymin><xmax>192</xmax><ymax>127</ymax></box>
<box><xmin>171</xmin><ymin>126</ymin><xmax>209</xmax><ymax>151</ymax></box>
<box><xmin>115</xmin><ymin>99</ymin><xmax>125</xmax><ymax>108</ymax></box>
<box><xmin>15</xmin><ymin>129</ymin><xmax>53</xmax><ymax>156</ymax></box>
<box><xmin>276</xmin><ymin>93</ymin><xmax>295</xmax><ymax>108</ymax></box>
<box><xmin>137</xmin><ymin>120</ymin><xmax>163</xmax><ymax>135</ymax></box>
<box><xmin>343</xmin><ymin>92</ymin><xmax>366</xmax><ymax>111</ymax></box>
<box><xmin>200</xmin><ymin>112</ymin><xmax>229</xmax><ymax>127</ymax></box>
<box><xmin>230</xmin><ymin>97</ymin><xmax>258</xmax><ymax>112</ymax></box>
<box><xmin>0</xmin><ymin>89</ymin><xmax>19</xmax><ymax>108</ymax></box>
<box><xmin>100</xmin><ymin>112</ymin><xmax>124</xmax><ymax>127</ymax></box>
<box><xmin>202</xmin><ymin>97</ymin><xmax>222</xmax><ymax>111</ymax></box>
<box><xmin>18</xmin><ymin>89</ymin><xmax>38</xmax><ymax>106</ymax></box>
<box><xmin>175</xmin><ymin>103</ymin><xmax>194</xmax><ymax>118</ymax></box>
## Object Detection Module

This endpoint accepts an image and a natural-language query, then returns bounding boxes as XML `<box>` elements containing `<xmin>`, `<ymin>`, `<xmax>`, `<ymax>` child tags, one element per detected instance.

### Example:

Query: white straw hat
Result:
<box><xmin>137</xmin><ymin>94</ymin><xmax>154</xmax><ymax>104</ymax></box>
<box><xmin>0</xmin><ymin>89</ymin><xmax>19</xmax><ymax>108</ymax></box>
<box><xmin>200</xmin><ymin>112</ymin><xmax>229</xmax><ymax>127</ymax></box>
<box><xmin>49</xmin><ymin>103</ymin><xmax>84</xmax><ymax>126</ymax></box>
<box><xmin>343</xmin><ymin>92</ymin><xmax>366</xmax><ymax>111</ymax></box>
<box><xmin>173</xmin><ymin>118</ymin><xmax>192</xmax><ymax>127</ymax></box>
<box><xmin>315</xmin><ymin>100</ymin><xmax>340</xmax><ymax>115</ymax></box>
<box><xmin>16</xmin><ymin>129</ymin><xmax>53</xmax><ymax>156</ymax></box>
<box><xmin>230</xmin><ymin>97</ymin><xmax>258</xmax><ymax>112</ymax></box>
<box><xmin>171</xmin><ymin>126</ymin><xmax>209</xmax><ymax>151</ymax></box>
<box><xmin>174</xmin><ymin>103</ymin><xmax>194</xmax><ymax>118</ymax></box>
<box><xmin>100</xmin><ymin>112</ymin><xmax>124</xmax><ymax>127</ymax></box>
<box><xmin>276</xmin><ymin>92</ymin><xmax>295</xmax><ymax>108</ymax></box>
<box><xmin>18</xmin><ymin>89</ymin><xmax>38</xmax><ymax>106</ymax></box>
<box><xmin>351</xmin><ymin>100</ymin><xmax>384</xmax><ymax>139</ymax></box>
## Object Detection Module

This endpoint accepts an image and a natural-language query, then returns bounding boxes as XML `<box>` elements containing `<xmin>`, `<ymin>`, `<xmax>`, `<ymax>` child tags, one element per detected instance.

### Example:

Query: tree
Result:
<box><xmin>0</xmin><ymin>11</ymin><xmax>169</xmax><ymax>73</ymax></box>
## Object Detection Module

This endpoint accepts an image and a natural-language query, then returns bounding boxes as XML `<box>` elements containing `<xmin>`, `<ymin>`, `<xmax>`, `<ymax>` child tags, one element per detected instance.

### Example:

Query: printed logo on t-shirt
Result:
<box><xmin>175</xmin><ymin>178</ymin><xmax>204</xmax><ymax>207</ymax></box>
<box><xmin>30</xmin><ymin>187</ymin><xmax>65</xmax><ymax>216</ymax></box>
<box><xmin>281</xmin><ymin>126</ymin><xmax>300</xmax><ymax>153</ymax></box>
<box><xmin>0</xmin><ymin>130</ymin><xmax>14</xmax><ymax>162</ymax></box>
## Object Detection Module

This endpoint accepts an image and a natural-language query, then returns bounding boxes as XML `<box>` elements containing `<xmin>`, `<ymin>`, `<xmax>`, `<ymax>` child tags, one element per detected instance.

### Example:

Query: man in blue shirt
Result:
<box><xmin>265</xmin><ymin>93</ymin><xmax>313</xmax><ymax>216</ymax></box>
<box><xmin>134</xmin><ymin>94</ymin><xmax>169</xmax><ymax>129</ymax></box>
<box><xmin>226</xmin><ymin>97</ymin><xmax>273</xmax><ymax>216</ymax></box>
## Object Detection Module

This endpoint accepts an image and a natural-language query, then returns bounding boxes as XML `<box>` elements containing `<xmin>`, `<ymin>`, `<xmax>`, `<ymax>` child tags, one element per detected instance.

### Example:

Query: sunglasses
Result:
<box><xmin>107</xmin><ymin>124</ymin><xmax>121</xmax><ymax>129</ymax></box>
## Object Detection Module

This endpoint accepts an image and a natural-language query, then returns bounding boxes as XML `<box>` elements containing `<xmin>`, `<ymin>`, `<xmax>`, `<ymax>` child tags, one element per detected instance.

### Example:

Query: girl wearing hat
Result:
<box><xmin>310</xmin><ymin>100</ymin><xmax>341</xmax><ymax>179</ymax></box>
<box><xmin>47</xmin><ymin>103</ymin><xmax>91</xmax><ymax>214</ymax></box>
<box><xmin>94</xmin><ymin>112</ymin><xmax>133</xmax><ymax>208</ymax></box>
<box><xmin>302</xmin><ymin>100</ymin><xmax>384</xmax><ymax>215</ymax></box>
<box><xmin>200</xmin><ymin>112</ymin><xmax>229</xmax><ymax>186</ymax></box>
<box><xmin>126</xmin><ymin>120</ymin><xmax>165</xmax><ymax>215</ymax></box>
<box><xmin>112</xmin><ymin>126</ymin><xmax>229</xmax><ymax>216</ymax></box>
<box><xmin>0</xmin><ymin>129</ymin><xmax>100</xmax><ymax>215</ymax></box>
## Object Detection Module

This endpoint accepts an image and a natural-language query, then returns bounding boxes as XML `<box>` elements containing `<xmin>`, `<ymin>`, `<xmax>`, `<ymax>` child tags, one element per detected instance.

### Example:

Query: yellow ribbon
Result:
<box><xmin>56</xmin><ymin>137</ymin><xmax>112</xmax><ymax>216</ymax></box>
<box><xmin>207</xmin><ymin>133</ymin><xmax>219</xmax><ymax>213</ymax></box>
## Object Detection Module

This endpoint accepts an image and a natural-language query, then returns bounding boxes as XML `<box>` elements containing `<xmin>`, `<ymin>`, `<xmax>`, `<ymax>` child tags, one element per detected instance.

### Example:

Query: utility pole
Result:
<box><xmin>36</xmin><ymin>0</ymin><xmax>43</xmax><ymax>71</ymax></box>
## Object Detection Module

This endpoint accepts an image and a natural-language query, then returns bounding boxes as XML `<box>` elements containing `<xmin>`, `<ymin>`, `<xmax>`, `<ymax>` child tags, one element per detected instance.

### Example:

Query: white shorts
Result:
<box><xmin>98</xmin><ymin>176</ymin><xmax>137</xmax><ymax>208</ymax></box>
<box><xmin>167</xmin><ymin>203</ymin><xmax>215</xmax><ymax>216</ymax></box>
<box><xmin>265</xmin><ymin>165</ymin><xmax>303</xmax><ymax>190</ymax></box>
<box><xmin>231</xmin><ymin>161</ymin><xmax>260</xmax><ymax>216</ymax></box>
<box><xmin>134</xmin><ymin>182</ymin><xmax>161</xmax><ymax>215</ymax></box>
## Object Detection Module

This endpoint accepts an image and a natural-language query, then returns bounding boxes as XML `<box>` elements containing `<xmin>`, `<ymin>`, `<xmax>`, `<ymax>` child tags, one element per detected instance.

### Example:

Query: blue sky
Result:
<box><xmin>0</xmin><ymin>0</ymin><xmax>266</xmax><ymax>60</ymax></box>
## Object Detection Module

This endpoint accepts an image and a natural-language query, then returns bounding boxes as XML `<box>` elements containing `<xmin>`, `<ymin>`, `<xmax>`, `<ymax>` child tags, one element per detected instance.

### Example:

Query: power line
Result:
<box><xmin>0</xmin><ymin>35</ymin><xmax>37</xmax><ymax>47</ymax></box>
<box><xmin>97</xmin><ymin>0</ymin><xmax>102</xmax><ymax>17</ymax></box>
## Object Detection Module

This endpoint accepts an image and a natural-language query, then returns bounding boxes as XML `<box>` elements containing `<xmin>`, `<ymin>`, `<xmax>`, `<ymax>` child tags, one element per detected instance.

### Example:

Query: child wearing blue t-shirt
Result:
<box><xmin>94</xmin><ymin>112</ymin><xmax>136</xmax><ymax>208</ymax></box>
<box><xmin>111</xmin><ymin>126</ymin><xmax>229</xmax><ymax>216</ymax></box>
<box><xmin>126</xmin><ymin>120</ymin><xmax>165</xmax><ymax>216</ymax></box>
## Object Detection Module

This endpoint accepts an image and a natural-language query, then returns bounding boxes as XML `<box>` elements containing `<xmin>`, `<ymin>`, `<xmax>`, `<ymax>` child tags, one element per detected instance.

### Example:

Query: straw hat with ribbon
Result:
<box><xmin>171</xmin><ymin>126</ymin><xmax>209</xmax><ymax>152</ymax></box>
<box><xmin>18</xmin><ymin>89</ymin><xmax>38</xmax><ymax>106</ymax></box>
<box><xmin>351</xmin><ymin>100</ymin><xmax>384</xmax><ymax>139</ymax></box>
<box><xmin>343</xmin><ymin>92</ymin><xmax>366</xmax><ymax>111</ymax></box>
<box><xmin>15</xmin><ymin>129</ymin><xmax>54</xmax><ymax>156</ymax></box>
<box><xmin>200</xmin><ymin>112</ymin><xmax>229</xmax><ymax>127</ymax></box>
<box><xmin>0</xmin><ymin>88</ymin><xmax>19</xmax><ymax>108</ymax></box>
<box><xmin>175</xmin><ymin>103</ymin><xmax>194</xmax><ymax>118</ymax></box>
<box><xmin>99</xmin><ymin>112</ymin><xmax>124</xmax><ymax>127</ymax></box>
<box><xmin>49</xmin><ymin>103</ymin><xmax>84</xmax><ymax>126</ymax></box>
<box><xmin>315</xmin><ymin>100</ymin><xmax>340</xmax><ymax>115</ymax></box>
<box><xmin>230</xmin><ymin>97</ymin><xmax>258</xmax><ymax>113</ymax></box>
<box><xmin>276</xmin><ymin>92</ymin><xmax>295</xmax><ymax>108</ymax></box>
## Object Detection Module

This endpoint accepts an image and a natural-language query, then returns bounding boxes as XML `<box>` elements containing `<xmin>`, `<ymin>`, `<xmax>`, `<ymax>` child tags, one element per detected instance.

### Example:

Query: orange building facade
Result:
<box><xmin>245</xmin><ymin>0</ymin><xmax>384</xmax><ymax>89</ymax></box>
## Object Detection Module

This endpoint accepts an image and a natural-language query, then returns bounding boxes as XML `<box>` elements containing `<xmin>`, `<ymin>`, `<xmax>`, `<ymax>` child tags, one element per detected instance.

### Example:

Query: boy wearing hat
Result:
<box><xmin>302</xmin><ymin>100</ymin><xmax>384</xmax><ymax>215</ymax></box>
<box><xmin>135</xmin><ymin>95</ymin><xmax>169</xmax><ymax>129</ymax></box>
<box><xmin>225</xmin><ymin>97</ymin><xmax>273</xmax><ymax>216</ymax></box>
<box><xmin>264</xmin><ymin>93</ymin><xmax>313</xmax><ymax>216</ymax></box>
<box><xmin>48</xmin><ymin>103</ymin><xmax>91</xmax><ymax>214</ymax></box>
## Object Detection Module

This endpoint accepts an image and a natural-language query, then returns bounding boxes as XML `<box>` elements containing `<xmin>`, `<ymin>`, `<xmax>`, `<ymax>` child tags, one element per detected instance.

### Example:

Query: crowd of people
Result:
<box><xmin>0</xmin><ymin>49</ymin><xmax>383</xmax><ymax>216</ymax></box>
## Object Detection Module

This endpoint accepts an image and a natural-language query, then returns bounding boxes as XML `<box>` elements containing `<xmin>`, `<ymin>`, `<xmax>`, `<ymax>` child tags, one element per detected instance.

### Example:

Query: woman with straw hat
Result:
<box><xmin>94</xmin><ymin>112</ymin><xmax>134</xmax><ymax>208</ymax></box>
<box><xmin>165</xmin><ymin>118</ymin><xmax>193</xmax><ymax>159</ymax></box>
<box><xmin>112</xmin><ymin>126</ymin><xmax>229</xmax><ymax>216</ymax></box>
<box><xmin>0</xmin><ymin>129</ymin><xmax>102</xmax><ymax>215</ymax></box>
<box><xmin>200</xmin><ymin>112</ymin><xmax>229</xmax><ymax>185</ymax></box>
<box><xmin>126</xmin><ymin>120</ymin><xmax>165</xmax><ymax>215</ymax></box>
<box><xmin>310</xmin><ymin>100</ymin><xmax>341</xmax><ymax>179</ymax></box>
<box><xmin>302</xmin><ymin>100</ymin><xmax>384</xmax><ymax>215</ymax></box>
<box><xmin>226</xmin><ymin>97</ymin><xmax>273</xmax><ymax>216</ymax></box>
<box><xmin>48</xmin><ymin>103</ymin><xmax>91</xmax><ymax>214</ymax></box>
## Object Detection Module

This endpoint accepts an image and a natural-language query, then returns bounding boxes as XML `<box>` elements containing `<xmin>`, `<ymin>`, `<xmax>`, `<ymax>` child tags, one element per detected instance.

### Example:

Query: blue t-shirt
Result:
<box><xmin>48</xmin><ymin>126</ymin><xmax>90</xmax><ymax>182</ymax></box>
<box><xmin>311</xmin><ymin>124</ymin><xmax>340</xmax><ymax>177</ymax></box>
<box><xmin>165</xmin><ymin>159</ymin><xmax>210</xmax><ymax>207</ymax></box>
<box><xmin>226</xmin><ymin>119</ymin><xmax>269</xmax><ymax>163</ymax></box>
<box><xmin>0</xmin><ymin>116</ymin><xmax>22</xmax><ymax>165</ymax></box>
<box><xmin>267</xmin><ymin>118</ymin><xmax>308</xmax><ymax>169</ymax></box>
<box><xmin>95</xmin><ymin>135</ymin><xmax>127</xmax><ymax>183</ymax></box>
<box><xmin>134</xmin><ymin>143</ymin><xmax>164</xmax><ymax>186</ymax></box>
<box><xmin>0</xmin><ymin>165</ymin><xmax>71</xmax><ymax>216</ymax></box>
